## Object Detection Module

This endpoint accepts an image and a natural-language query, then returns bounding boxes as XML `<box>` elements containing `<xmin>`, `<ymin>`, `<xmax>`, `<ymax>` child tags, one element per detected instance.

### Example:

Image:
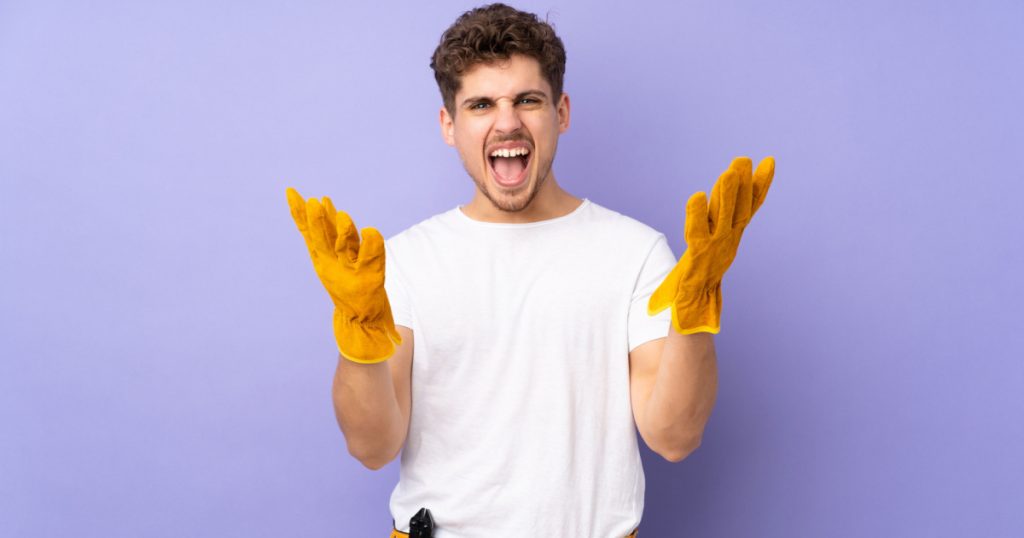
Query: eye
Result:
<box><xmin>517</xmin><ymin>97</ymin><xmax>539</xmax><ymax>105</ymax></box>
<box><xmin>470</xmin><ymin>102</ymin><xmax>491</xmax><ymax>110</ymax></box>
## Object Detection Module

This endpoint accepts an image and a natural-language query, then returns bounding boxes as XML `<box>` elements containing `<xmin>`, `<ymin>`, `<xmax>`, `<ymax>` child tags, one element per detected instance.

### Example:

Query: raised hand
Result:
<box><xmin>286</xmin><ymin>187</ymin><xmax>403</xmax><ymax>363</ymax></box>
<box><xmin>647</xmin><ymin>156</ymin><xmax>775</xmax><ymax>334</ymax></box>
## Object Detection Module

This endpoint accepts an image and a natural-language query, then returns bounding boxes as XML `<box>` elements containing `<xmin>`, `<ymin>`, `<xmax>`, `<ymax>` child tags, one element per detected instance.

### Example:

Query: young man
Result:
<box><xmin>286</xmin><ymin>3</ymin><xmax>774</xmax><ymax>537</ymax></box>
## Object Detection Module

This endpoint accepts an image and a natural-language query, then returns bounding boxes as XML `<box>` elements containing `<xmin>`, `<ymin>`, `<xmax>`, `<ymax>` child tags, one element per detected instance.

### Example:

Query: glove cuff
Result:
<box><xmin>671</xmin><ymin>282</ymin><xmax>723</xmax><ymax>335</ymax></box>
<box><xmin>333</xmin><ymin>309</ymin><xmax>400</xmax><ymax>364</ymax></box>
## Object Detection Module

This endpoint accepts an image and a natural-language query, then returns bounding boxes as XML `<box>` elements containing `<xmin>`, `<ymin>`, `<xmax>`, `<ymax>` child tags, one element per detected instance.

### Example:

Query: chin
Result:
<box><xmin>486</xmin><ymin>173</ymin><xmax>544</xmax><ymax>213</ymax></box>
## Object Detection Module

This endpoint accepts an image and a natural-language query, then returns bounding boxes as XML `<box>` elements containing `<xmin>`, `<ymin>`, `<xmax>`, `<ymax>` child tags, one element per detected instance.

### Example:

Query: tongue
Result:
<box><xmin>493</xmin><ymin>156</ymin><xmax>526</xmax><ymax>182</ymax></box>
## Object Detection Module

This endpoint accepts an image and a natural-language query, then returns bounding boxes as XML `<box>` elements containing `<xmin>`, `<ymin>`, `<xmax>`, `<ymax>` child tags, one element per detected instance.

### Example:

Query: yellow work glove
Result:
<box><xmin>286</xmin><ymin>187</ymin><xmax>403</xmax><ymax>363</ymax></box>
<box><xmin>648</xmin><ymin>156</ymin><xmax>775</xmax><ymax>334</ymax></box>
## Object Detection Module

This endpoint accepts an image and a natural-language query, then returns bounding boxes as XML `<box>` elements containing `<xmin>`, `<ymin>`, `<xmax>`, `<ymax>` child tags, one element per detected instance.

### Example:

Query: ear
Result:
<box><xmin>439</xmin><ymin>106</ymin><xmax>455</xmax><ymax>146</ymax></box>
<box><xmin>556</xmin><ymin>92</ymin><xmax>571</xmax><ymax>133</ymax></box>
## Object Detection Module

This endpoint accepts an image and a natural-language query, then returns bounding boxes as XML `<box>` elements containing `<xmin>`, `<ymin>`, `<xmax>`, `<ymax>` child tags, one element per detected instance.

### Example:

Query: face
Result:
<box><xmin>440</xmin><ymin>54</ymin><xmax>570</xmax><ymax>213</ymax></box>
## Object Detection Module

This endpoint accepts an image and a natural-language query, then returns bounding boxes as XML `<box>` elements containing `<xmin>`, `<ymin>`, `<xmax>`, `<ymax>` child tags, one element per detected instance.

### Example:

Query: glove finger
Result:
<box><xmin>647</xmin><ymin>274</ymin><xmax>675</xmax><ymax>316</ymax></box>
<box><xmin>286</xmin><ymin>187</ymin><xmax>322</xmax><ymax>260</ymax></box>
<box><xmin>732</xmin><ymin>157</ymin><xmax>753</xmax><ymax>228</ymax></box>
<box><xmin>357</xmin><ymin>227</ymin><xmax>386</xmax><ymax>272</ymax></box>
<box><xmin>321</xmin><ymin>196</ymin><xmax>339</xmax><ymax>255</ymax></box>
<box><xmin>648</xmin><ymin>260</ymin><xmax>684</xmax><ymax>316</ymax></box>
<box><xmin>321</xmin><ymin>195</ymin><xmax>338</xmax><ymax>215</ymax></box>
<box><xmin>684</xmin><ymin>191</ymin><xmax>711</xmax><ymax>245</ymax></box>
<box><xmin>707</xmin><ymin>158</ymin><xmax>740</xmax><ymax>234</ymax></box>
<box><xmin>286</xmin><ymin>187</ymin><xmax>310</xmax><ymax>233</ymax></box>
<box><xmin>751</xmin><ymin>156</ymin><xmax>775</xmax><ymax>217</ymax></box>
<box><xmin>334</xmin><ymin>210</ymin><xmax>360</xmax><ymax>263</ymax></box>
<box><xmin>708</xmin><ymin>172</ymin><xmax>721</xmax><ymax>234</ymax></box>
<box><xmin>305</xmin><ymin>198</ymin><xmax>335</xmax><ymax>261</ymax></box>
<box><xmin>712</xmin><ymin>166</ymin><xmax>739</xmax><ymax>237</ymax></box>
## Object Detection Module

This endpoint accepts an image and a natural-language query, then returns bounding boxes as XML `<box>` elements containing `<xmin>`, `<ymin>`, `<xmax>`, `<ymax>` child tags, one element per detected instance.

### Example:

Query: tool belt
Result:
<box><xmin>389</xmin><ymin>508</ymin><xmax>640</xmax><ymax>537</ymax></box>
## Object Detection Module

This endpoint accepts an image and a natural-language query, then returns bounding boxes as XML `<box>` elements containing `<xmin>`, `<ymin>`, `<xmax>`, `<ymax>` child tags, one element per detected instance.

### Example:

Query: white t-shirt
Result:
<box><xmin>383</xmin><ymin>197</ymin><xmax>676</xmax><ymax>537</ymax></box>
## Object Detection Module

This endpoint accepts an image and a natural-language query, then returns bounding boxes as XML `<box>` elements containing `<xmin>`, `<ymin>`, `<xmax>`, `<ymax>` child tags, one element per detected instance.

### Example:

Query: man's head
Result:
<box><xmin>430</xmin><ymin>3</ymin><xmax>566</xmax><ymax>118</ymax></box>
<box><xmin>431</xmin><ymin>4</ymin><xmax>571</xmax><ymax>214</ymax></box>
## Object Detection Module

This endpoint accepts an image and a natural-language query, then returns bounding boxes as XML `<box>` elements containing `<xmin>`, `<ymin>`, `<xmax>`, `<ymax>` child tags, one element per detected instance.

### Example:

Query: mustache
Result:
<box><xmin>487</xmin><ymin>134</ymin><xmax>533</xmax><ymax>147</ymax></box>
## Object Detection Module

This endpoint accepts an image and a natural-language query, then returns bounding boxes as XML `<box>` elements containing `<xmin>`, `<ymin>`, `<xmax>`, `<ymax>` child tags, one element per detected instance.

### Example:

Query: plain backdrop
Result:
<box><xmin>2</xmin><ymin>0</ymin><xmax>1022</xmax><ymax>536</ymax></box>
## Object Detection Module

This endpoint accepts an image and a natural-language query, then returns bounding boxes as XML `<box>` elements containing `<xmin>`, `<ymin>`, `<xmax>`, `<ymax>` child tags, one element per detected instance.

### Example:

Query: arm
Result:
<box><xmin>632</xmin><ymin>156</ymin><xmax>772</xmax><ymax>461</ymax></box>
<box><xmin>629</xmin><ymin>329</ymin><xmax>718</xmax><ymax>462</ymax></box>
<box><xmin>332</xmin><ymin>325</ymin><xmax>414</xmax><ymax>470</ymax></box>
<box><xmin>284</xmin><ymin>188</ymin><xmax>411</xmax><ymax>468</ymax></box>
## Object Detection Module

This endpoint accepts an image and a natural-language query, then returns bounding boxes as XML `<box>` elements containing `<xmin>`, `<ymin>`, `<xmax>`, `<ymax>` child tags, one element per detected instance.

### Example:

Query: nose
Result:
<box><xmin>493</xmin><ymin>99</ymin><xmax>523</xmax><ymax>135</ymax></box>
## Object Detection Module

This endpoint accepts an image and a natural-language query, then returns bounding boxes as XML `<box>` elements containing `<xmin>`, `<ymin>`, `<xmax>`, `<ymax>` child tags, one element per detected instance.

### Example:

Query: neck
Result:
<box><xmin>461</xmin><ymin>174</ymin><xmax>583</xmax><ymax>223</ymax></box>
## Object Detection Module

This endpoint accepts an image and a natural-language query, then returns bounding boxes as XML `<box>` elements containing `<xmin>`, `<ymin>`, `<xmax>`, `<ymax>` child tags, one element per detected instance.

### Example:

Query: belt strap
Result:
<box><xmin>389</xmin><ymin>527</ymin><xmax>640</xmax><ymax>537</ymax></box>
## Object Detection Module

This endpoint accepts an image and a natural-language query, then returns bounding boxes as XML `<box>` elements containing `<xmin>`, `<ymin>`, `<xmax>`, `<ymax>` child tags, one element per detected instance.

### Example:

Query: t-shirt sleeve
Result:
<box><xmin>384</xmin><ymin>239</ymin><xmax>414</xmax><ymax>330</ymax></box>
<box><xmin>627</xmin><ymin>233</ymin><xmax>676</xmax><ymax>353</ymax></box>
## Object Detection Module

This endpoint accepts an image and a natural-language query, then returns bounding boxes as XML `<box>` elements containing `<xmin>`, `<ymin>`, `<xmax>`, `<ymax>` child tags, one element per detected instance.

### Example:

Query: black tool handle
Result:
<box><xmin>409</xmin><ymin>507</ymin><xmax>434</xmax><ymax>538</ymax></box>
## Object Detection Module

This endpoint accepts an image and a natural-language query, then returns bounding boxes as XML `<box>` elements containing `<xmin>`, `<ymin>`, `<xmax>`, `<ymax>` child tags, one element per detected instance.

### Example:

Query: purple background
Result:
<box><xmin>2</xmin><ymin>0</ymin><xmax>1022</xmax><ymax>536</ymax></box>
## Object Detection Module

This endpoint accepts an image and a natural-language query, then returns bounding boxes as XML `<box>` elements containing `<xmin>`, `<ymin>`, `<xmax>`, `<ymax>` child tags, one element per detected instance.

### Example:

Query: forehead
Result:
<box><xmin>455</xmin><ymin>54</ymin><xmax>551</xmax><ymax>99</ymax></box>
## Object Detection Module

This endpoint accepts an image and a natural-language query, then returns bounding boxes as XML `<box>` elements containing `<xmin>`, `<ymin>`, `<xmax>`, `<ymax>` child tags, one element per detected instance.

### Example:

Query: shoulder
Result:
<box><xmin>582</xmin><ymin>199</ymin><xmax>668</xmax><ymax>247</ymax></box>
<box><xmin>384</xmin><ymin>207</ymin><xmax>460</xmax><ymax>256</ymax></box>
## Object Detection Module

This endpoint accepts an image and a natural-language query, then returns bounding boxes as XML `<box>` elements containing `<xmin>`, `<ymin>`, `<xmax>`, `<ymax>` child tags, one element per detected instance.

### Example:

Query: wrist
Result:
<box><xmin>333</xmin><ymin>310</ymin><xmax>397</xmax><ymax>364</ymax></box>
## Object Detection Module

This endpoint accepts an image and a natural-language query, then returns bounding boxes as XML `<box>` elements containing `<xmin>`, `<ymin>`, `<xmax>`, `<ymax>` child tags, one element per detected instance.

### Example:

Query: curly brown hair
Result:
<box><xmin>430</xmin><ymin>3</ymin><xmax>567</xmax><ymax>116</ymax></box>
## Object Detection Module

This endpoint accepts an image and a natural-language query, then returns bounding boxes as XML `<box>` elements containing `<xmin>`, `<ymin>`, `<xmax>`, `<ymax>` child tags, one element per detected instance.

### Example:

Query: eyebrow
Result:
<box><xmin>460</xmin><ymin>89</ymin><xmax>549</xmax><ymax>108</ymax></box>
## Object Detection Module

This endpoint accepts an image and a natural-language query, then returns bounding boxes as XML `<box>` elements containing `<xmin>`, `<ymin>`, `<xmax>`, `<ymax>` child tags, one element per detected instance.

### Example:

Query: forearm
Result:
<box><xmin>332</xmin><ymin>355</ymin><xmax>405</xmax><ymax>469</ymax></box>
<box><xmin>642</xmin><ymin>330</ymin><xmax>718</xmax><ymax>460</ymax></box>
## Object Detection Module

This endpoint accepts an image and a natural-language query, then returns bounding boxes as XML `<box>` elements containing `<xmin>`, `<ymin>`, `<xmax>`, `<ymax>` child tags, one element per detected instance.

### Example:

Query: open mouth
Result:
<box><xmin>487</xmin><ymin>146</ymin><xmax>531</xmax><ymax>188</ymax></box>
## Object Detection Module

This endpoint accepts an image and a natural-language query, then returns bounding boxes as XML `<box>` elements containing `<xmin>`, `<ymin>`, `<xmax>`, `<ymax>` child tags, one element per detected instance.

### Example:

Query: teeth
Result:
<box><xmin>490</xmin><ymin>147</ymin><xmax>530</xmax><ymax>158</ymax></box>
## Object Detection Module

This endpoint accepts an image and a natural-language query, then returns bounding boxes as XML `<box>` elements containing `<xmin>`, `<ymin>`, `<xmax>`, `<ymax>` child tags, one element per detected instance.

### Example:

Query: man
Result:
<box><xmin>286</xmin><ymin>4</ymin><xmax>773</xmax><ymax>537</ymax></box>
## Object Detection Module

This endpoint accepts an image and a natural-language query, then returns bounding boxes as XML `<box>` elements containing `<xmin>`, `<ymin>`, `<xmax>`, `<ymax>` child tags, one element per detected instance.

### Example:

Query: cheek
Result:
<box><xmin>454</xmin><ymin>136</ymin><xmax>489</xmax><ymax>173</ymax></box>
<box><xmin>454</xmin><ymin>126</ymin><xmax>487</xmax><ymax>153</ymax></box>
<box><xmin>529</xmin><ymin>116</ymin><xmax>559</xmax><ymax>142</ymax></box>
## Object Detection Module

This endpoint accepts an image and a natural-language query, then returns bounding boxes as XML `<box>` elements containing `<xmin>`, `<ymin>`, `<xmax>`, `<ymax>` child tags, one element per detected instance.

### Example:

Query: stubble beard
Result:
<box><xmin>467</xmin><ymin>150</ymin><xmax>554</xmax><ymax>214</ymax></box>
